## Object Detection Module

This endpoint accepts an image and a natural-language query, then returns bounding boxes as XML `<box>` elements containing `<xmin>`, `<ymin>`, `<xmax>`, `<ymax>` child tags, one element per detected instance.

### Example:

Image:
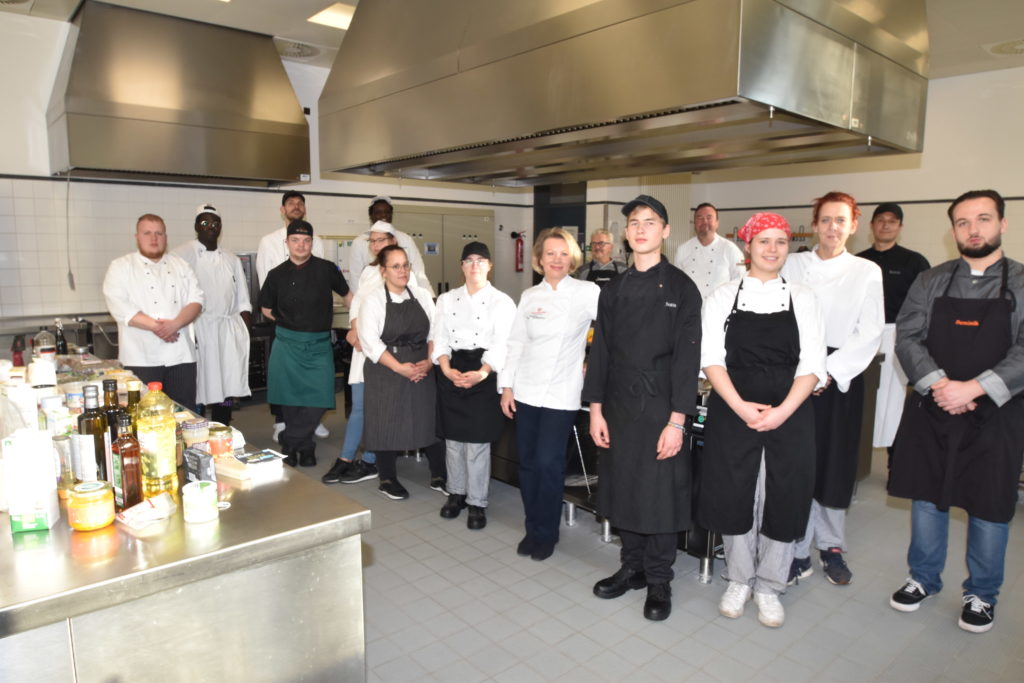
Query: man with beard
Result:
<box><xmin>672</xmin><ymin>202</ymin><xmax>745</xmax><ymax>299</ymax></box>
<box><xmin>103</xmin><ymin>213</ymin><xmax>204</xmax><ymax>411</ymax></box>
<box><xmin>888</xmin><ymin>190</ymin><xmax>1024</xmax><ymax>634</ymax></box>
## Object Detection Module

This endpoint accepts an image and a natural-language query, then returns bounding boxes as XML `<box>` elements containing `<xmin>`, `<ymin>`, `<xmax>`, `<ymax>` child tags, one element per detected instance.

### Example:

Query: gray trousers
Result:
<box><xmin>723</xmin><ymin>453</ymin><xmax>794</xmax><ymax>596</ymax></box>
<box><xmin>793</xmin><ymin>499</ymin><xmax>847</xmax><ymax>558</ymax></box>
<box><xmin>445</xmin><ymin>441</ymin><xmax>491</xmax><ymax>507</ymax></box>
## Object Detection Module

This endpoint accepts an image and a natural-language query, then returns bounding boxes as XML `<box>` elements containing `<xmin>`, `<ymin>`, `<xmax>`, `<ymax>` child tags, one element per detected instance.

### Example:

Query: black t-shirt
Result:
<box><xmin>258</xmin><ymin>256</ymin><xmax>350</xmax><ymax>332</ymax></box>
<box><xmin>856</xmin><ymin>244</ymin><xmax>930</xmax><ymax>323</ymax></box>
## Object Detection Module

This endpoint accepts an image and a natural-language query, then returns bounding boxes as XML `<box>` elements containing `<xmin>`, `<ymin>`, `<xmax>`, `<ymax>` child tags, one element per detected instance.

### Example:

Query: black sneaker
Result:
<box><xmin>787</xmin><ymin>556</ymin><xmax>813</xmax><ymax>586</ymax></box>
<box><xmin>958</xmin><ymin>594</ymin><xmax>994</xmax><ymax>633</ymax></box>
<box><xmin>429</xmin><ymin>477</ymin><xmax>448</xmax><ymax>494</ymax></box>
<box><xmin>340</xmin><ymin>460</ymin><xmax>378</xmax><ymax>484</ymax></box>
<box><xmin>890</xmin><ymin>578</ymin><xmax>931</xmax><ymax>612</ymax></box>
<box><xmin>820</xmin><ymin>547</ymin><xmax>852</xmax><ymax>585</ymax></box>
<box><xmin>440</xmin><ymin>493</ymin><xmax>467</xmax><ymax>519</ymax></box>
<box><xmin>378</xmin><ymin>479</ymin><xmax>409</xmax><ymax>500</ymax></box>
<box><xmin>466</xmin><ymin>505</ymin><xmax>486</xmax><ymax>530</ymax></box>
<box><xmin>321</xmin><ymin>459</ymin><xmax>352</xmax><ymax>485</ymax></box>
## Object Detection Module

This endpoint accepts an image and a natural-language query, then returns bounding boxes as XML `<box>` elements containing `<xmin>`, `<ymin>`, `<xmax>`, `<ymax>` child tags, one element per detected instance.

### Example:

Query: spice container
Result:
<box><xmin>181</xmin><ymin>419</ymin><xmax>210</xmax><ymax>447</ymax></box>
<box><xmin>68</xmin><ymin>481</ymin><xmax>115</xmax><ymax>531</ymax></box>
<box><xmin>207</xmin><ymin>425</ymin><xmax>233</xmax><ymax>456</ymax></box>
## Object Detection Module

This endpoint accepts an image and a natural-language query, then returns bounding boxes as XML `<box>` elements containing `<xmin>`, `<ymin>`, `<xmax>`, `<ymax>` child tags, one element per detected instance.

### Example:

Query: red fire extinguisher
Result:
<box><xmin>512</xmin><ymin>232</ymin><xmax>525</xmax><ymax>272</ymax></box>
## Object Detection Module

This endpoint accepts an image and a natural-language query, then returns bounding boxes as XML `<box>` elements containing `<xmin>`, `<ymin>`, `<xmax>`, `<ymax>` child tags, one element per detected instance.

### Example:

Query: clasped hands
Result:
<box><xmin>396</xmin><ymin>359</ymin><xmax>432</xmax><ymax>383</ymax></box>
<box><xmin>444</xmin><ymin>367</ymin><xmax>488</xmax><ymax>389</ymax></box>
<box><xmin>930</xmin><ymin>377</ymin><xmax>982</xmax><ymax>415</ymax></box>
<box><xmin>151</xmin><ymin>318</ymin><xmax>181</xmax><ymax>343</ymax></box>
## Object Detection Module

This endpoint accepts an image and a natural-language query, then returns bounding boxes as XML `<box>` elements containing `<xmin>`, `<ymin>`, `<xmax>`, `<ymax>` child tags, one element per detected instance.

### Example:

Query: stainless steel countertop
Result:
<box><xmin>0</xmin><ymin>470</ymin><xmax>370</xmax><ymax>637</ymax></box>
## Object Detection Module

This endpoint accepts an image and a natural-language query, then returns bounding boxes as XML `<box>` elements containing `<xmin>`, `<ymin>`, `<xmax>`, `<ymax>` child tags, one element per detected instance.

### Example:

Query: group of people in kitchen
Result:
<box><xmin>102</xmin><ymin>186</ymin><xmax>1021</xmax><ymax>635</ymax></box>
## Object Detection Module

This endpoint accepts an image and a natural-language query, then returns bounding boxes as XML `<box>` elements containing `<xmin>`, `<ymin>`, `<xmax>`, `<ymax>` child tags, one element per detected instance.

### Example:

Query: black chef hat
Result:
<box><xmin>287</xmin><ymin>219</ymin><xmax>314</xmax><ymax>237</ymax></box>
<box><xmin>621</xmin><ymin>194</ymin><xmax>668</xmax><ymax>223</ymax></box>
<box><xmin>461</xmin><ymin>241</ymin><xmax>491</xmax><ymax>261</ymax></box>
<box><xmin>872</xmin><ymin>202</ymin><xmax>904</xmax><ymax>223</ymax></box>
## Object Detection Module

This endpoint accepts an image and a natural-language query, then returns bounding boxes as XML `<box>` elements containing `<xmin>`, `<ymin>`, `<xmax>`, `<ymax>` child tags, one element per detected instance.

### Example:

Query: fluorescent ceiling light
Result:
<box><xmin>308</xmin><ymin>3</ymin><xmax>355</xmax><ymax>30</ymax></box>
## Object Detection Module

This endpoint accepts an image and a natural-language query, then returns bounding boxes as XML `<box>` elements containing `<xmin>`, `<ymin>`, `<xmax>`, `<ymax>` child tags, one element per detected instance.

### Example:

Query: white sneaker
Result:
<box><xmin>719</xmin><ymin>582</ymin><xmax>751</xmax><ymax>619</ymax></box>
<box><xmin>315</xmin><ymin>423</ymin><xmax>330</xmax><ymax>438</ymax></box>
<box><xmin>272</xmin><ymin>422</ymin><xmax>285</xmax><ymax>443</ymax></box>
<box><xmin>754</xmin><ymin>592</ymin><xmax>785</xmax><ymax>628</ymax></box>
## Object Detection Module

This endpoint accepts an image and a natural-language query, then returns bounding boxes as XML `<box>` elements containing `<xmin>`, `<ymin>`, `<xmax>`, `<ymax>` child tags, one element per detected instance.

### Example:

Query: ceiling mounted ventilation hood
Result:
<box><xmin>319</xmin><ymin>0</ymin><xmax>928</xmax><ymax>187</ymax></box>
<box><xmin>48</xmin><ymin>1</ymin><xmax>310</xmax><ymax>187</ymax></box>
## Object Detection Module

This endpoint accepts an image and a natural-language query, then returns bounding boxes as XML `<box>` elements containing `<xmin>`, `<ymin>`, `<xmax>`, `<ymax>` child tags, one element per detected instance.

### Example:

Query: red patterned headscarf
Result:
<box><xmin>738</xmin><ymin>212</ymin><xmax>790</xmax><ymax>243</ymax></box>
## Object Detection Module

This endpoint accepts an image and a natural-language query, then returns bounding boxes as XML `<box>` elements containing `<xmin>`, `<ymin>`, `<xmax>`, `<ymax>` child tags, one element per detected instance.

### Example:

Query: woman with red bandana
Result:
<box><xmin>698</xmin><ymin>213</ymin><xmax>827</xmax><ymax>628</ymax></box>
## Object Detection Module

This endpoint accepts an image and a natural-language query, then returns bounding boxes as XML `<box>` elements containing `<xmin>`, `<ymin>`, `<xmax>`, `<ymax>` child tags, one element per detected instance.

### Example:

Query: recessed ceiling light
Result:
<box><xmin>308</xmin><ymin>3</ymin><xmax>355</xmax><ymax>31</ymax></box>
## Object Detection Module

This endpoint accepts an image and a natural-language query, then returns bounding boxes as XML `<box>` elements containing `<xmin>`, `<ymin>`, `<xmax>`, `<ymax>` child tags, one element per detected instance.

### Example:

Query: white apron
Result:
<box><xmin>872</xmin><ymin>323</ymin><xmax>909</xmax><ymax>447</ymax></box>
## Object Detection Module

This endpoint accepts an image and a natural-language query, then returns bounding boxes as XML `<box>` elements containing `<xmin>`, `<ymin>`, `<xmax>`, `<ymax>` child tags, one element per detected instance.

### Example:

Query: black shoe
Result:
<box><xmin>429</xmin><ymin>476</ymin><xmax>448</xmax><ymax>494</ymax></box>
<box><xmin>378</xmin><ymin>479</ymin><xmax>409</xmax><ymax>500</ymax></box>
<box><xmin>787</xmin><ymin>556</ymin><xmax>813</xmax><ymax>586</ymax></box>
<box><xmin>531</xmin><ymin>541</ymin><xmax>555</xmax><ymax>561</ymax></box>
<box><xmin>516</xmin><ymin>536</ymin><xmax>534</xmax><ymax>556</ymax></box>
<box><xmin>340</xmin><ymin>460</ymin><xmax>378</xmax><ymax>484</ymax></box>
<box><xmin>321</xmin><ymin>459</ymin><xmax>352</xmax><ymax>484</ymax></box>
<box><xmin>283</xmin><ymin>447</ymin><xmax>297</xmax><ymax>468</ymax></box>
<box><xmin>644</xmin><ymin>583</ymin><xmax>672</xmax><ymax>621</ymax></box>
<box><xmin>298</xmin><ymin>448</ymin><xmax>317</xmax><ymax>467</ymax></box>
<box><xmin>890</xmin><ymin>578</ymin><xmax>931</xmax><ymax>612</ymax></box>
<box><xmin>593</xmin><ymin>566</ymin><xmax>647</xmax><ymax>600</ymax></box>
<box><xmin>466</xmin><ymin>505</ymin><xmax>486</xmax><ymax>530</ymax></box>
<box><xmin>959</xmin><ymin>594</ymin><xmax>994</xmax><ymax>633</ymax></box>
<box><xmin>820</xmin><ymin>547</ymin><xmax>852</xmax><ymax>585</ymax></box>
<box><xmin>440</xmin><ymin>494</ymin><xmax>467</xmax><ymax>519</ymax></box>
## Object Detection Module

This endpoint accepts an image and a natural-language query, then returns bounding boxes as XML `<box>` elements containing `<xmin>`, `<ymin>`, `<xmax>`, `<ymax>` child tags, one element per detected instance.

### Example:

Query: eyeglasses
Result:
<box><xmin>368</xmin><ymin>237</ymin><xmax>391</xmax><ymax>245</ymax></box>
<box><xmin>198</xmin><ymin>219</ymin><xmax>221</xmax><ymax>228</ymax></box>
<box><xmin>590</xmin><ymin>241</ymin><xmax>612</xmax><ymax>248</ymax></box>
<box><xmin>462</xmin><ymin>259</ymin><xmax>488</xmax><ymax>267</ymax></box>
<box><xmin>386</xmin><ymin>263</ymin><xmax>412</xmax><ymax>272</ymax></box>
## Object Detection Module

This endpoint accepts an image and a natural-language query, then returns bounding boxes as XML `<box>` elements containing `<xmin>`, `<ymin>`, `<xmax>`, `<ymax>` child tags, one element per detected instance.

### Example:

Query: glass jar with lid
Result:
<box><xmin>68</xmin><ymin>481</ymin><xmax>116</xmax><ymax>531</ymax></box>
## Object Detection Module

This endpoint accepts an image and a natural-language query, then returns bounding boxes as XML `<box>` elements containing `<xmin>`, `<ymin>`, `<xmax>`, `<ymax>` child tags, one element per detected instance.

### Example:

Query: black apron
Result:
<box><xmin>363</xmin><ymin>288</ymin><xmax>438</xmax><ymax>451</ymax></box>
<box><xmin>698</xmin><ymin>280</ymin><xmax>815</xmax><ymax>541</ymax></box>
<box><xmin>436</xmin><ymin>347</ymin><xmax>504</xmax><ymax>443</ymax></box>
<box><xmin>890</xmin><ymin>260</ymin><xmax>1024</xmax><ymax>523</ymax></box>
<box><xmin>596</xmin><ymin>263</ymin><xmax>692</xmax><ymax>534</ymax></box>
<box><xmin>810</xmin><ymin>350</ymin><xmax>865</xmax><ymax>508</ymax></box>
<box><xmin>586</xmin><ymin>261</ymin><xmax>623</xmax><ymax>289</ymax></box>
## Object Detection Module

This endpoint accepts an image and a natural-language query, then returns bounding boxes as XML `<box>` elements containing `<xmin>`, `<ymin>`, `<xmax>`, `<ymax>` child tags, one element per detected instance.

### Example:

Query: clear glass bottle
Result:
<box><xmin>111</xmin><ymin>414</ymin><xmax>142</xmax><ymax>511</ymax></box>
<box><xmin>136</xmin><ymin>382</ymin><xmax>179</xmax><ymax>501</ymax></box>
<box><xmin>33</xmin><ymin>327</ymin><xmax>57</xmax><ymax>361</ymax></box>
<box><xmin>126</xmin><ymin>380</ymin><xmax>142</xmax><ymax>437</ymax></box>
<box><xmin>76</xmin><ymin>385</ymin><xmax>110</xmax><ymax>482</ymax></box>
<box><xmin>102</xmin><ymin>379</ymin><xmax>128</xmax><ymax>450</ymax></box>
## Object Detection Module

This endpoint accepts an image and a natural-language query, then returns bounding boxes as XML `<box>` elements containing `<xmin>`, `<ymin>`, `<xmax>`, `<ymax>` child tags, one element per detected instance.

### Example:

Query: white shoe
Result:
<box><xmin>719</xmin><ymin>582</ymin><xmax>751</xmax><ymax>619</ymax></box>
<box><xmin>754</xmin><ymin>592</ymin><xmax>785</xmax><ymax>628</ymax></box>
<box><xmin>315</xmin><ymin>423</ymin><xmax>330</xmax><ymax>438</ymax></box>
<box><xmin>272</xmin><ymin>422</ymin><xmax>285</xmax><ymax>443</ymax></box>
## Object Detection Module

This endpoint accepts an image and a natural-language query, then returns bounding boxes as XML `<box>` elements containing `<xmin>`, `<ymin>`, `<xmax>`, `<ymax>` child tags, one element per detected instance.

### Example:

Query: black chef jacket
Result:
<box><xmin>857</xmin><ymin>245</ymin><xmax>930</xmax><ymax>323</ymax></box>
<box><xmin>258</xmin><ymin>256</ymin><xmax>350</xmax><ymax>332</ymax></box>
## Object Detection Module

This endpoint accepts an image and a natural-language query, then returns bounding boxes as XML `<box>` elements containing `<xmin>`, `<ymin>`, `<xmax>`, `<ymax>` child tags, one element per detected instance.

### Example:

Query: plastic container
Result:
<box><xmin>136</xmin><ymin>382</ymin><xmax>179</xmax><ymax>501</ymax></box>
<box><xmin>182</xmin><ymin>419</ymin><xmax>209</xmax><ymax>448</ymax></box>
<box><xmin>67</xmin><ymin>481</ymin><xmax>115</xmax><ymax>531</ymax></box>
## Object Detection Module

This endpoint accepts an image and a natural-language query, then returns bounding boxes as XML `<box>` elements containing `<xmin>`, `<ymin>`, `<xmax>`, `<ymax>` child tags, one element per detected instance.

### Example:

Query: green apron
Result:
<box><xmin>267</xmin><ymin>326</ymin><xmax>336</xmax><ymax>409</ymax></box>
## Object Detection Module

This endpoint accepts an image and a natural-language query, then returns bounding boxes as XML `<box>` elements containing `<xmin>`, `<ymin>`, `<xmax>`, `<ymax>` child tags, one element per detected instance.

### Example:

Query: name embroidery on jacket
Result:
<box><xmin>954</xmin><ymin>319</ymin><xmax>980</xmax><ymax>327</ymax></box>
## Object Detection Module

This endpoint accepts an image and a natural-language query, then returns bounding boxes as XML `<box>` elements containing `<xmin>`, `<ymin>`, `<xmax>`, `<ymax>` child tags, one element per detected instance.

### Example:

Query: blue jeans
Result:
<box><xmin>909</xmin><ymin>500</ymin><xmax>1009</xmax><ymax>605</ymax></box>
<box><xmin>338</xmin><ymin>383</ymin><xmax>375</xmax><ymax>465</ymax></box>
<box><xmin>514</xmin><ymin>401</ymin><xmax>577</xmax><ymax>545</ymax></box>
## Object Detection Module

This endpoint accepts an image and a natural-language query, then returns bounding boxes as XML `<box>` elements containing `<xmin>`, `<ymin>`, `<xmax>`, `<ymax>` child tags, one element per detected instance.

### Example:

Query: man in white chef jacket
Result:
<box><xmin>672</xmin><ymin>202</ymin><xmax>745</xmax><ymax>299</ymax></box>
<box><xmin>346</xmin><ymin>196</ymin><xmax>432</xmax><ymax>295</ymax></box>
<box><xmin>256</xmin><ymin>190</ymin><xmax>328</xmax><ymax>440</ymax></box>
<box><xmin>173</xmin><ymin>204</ymin><xmax>251</xmax><ymax>426</ymax></box>
<box><xmin>103</xmin><ymin>213</ymin><xmax>204</xmax><ymax>412</ymax></box>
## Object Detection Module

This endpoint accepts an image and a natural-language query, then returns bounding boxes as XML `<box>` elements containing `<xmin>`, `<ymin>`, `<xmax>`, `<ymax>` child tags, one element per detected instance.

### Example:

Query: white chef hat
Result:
<box><xmin>195</xmin><ymin>203</ymin><xmax>220</xmax><ymax>219</ymax></box>
<box><xmin>368</xmin><ymin>220</ymin><xmax>396</xmax><ymax>236</ymax></box>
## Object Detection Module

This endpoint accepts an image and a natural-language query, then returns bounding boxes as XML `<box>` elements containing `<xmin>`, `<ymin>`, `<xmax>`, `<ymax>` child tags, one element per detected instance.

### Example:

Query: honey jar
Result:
<box><xmin>207</xmin><ymin>425</ymin><xmax>233</xmax><ymax>456</ymax></box>
<box><xmin>67</xmin><ymin>481</ymin><xmax>116</xmax><ymax>531</ymax></box>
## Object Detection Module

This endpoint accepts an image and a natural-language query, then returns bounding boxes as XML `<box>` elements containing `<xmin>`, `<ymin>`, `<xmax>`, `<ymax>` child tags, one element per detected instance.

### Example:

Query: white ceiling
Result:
<box><xmin>3</xmin><ymin>0</ymin><xmax>1023</xmax><ymax>77</ymax></box>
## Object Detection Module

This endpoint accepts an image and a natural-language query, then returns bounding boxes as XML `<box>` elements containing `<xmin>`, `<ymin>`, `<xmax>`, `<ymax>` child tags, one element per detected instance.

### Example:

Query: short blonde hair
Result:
<box><xmin>532</xmin><ymin>227</ymin><xmax>584</xmax><ymax>275</ymax></box>
<box><xmin>590</xmin><ymin>229</ymin><xmax>613</xmax><ymax>243</ymax></box>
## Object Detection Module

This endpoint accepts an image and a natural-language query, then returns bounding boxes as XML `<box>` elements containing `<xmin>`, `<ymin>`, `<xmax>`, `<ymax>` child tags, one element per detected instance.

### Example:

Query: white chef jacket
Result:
<box><xmin>102</xmin><ymin>251</ymin><xmax>205</xmax><ymax>367</ymax></box>
<box><xmin>347</xmin><ymin>229</ymin><xmax>433</xmax><ymax>295</ymax></box>
<box><xmin>781</xmin><ymin>248</ymin><xmax>884</xmax><ymax>392</ymax></box>
<box><xmin>255</xmin><ymin>226</ymin><xmax>326</xmax><ymax>287</ymax></box>
<box><xmin>673</xmin><ymin>233</ymin><xmax>746</xmax><ymax>299</ymax></box>
<box><xmin>348</xmin><ymin>266</ymin><xmax>423</xmax><ymax>384</ymax></box>
<box><xmin>498</xmin><ymin>276</ymin><xmax>600</xmax><ymax>411</ymax></box>
<box><xmin>173</xmin><ymin>240</ymin><xmax>252</xmax><ymax>404</ymax></box>
<box><xmin>357</xmin><ymin>284</ymin><xmax>437</xmax><ymax>365</ymax></box>
<box><xmin>701</xmin><ymin>276</ymin><xmax>828</xmax><ymax>390</ymax></box>
<box><xmin>431</xmin><ymin>282</ymin><xmax>516</xmax><ymax>375</ymax></box>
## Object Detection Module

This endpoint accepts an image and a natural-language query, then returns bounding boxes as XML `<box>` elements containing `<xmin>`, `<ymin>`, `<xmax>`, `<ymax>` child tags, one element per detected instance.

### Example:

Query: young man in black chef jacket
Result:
<box><xmin>583</xmin><ymin>194</ymin><xmax>703</xmax><ymax>621</ymax></box>
<box><xmin>888</xmin><ymin>190</ymin><xmax>1024</xmax><ymax>634</ymax></box>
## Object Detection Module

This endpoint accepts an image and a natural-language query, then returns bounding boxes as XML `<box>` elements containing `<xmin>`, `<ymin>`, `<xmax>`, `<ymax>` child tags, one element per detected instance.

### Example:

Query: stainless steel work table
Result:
<box><xmin>0</xmin><ymin>470</ymin><xmax>371</xmax><ymax>682</ymax></box>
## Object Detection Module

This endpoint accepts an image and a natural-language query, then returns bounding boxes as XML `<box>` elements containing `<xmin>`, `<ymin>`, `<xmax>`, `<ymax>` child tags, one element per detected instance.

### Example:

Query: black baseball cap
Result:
<box><xmin>621</xmin><ymin>194</ymin><xmax>668</xmax><ymax>223</ymax></box>
<box><xmin>287</xmin><ymin>219</ymin><xmax>314</xmax><ymax>237</ymax></box>
<box><xmin>872</xmin><ymin>202</ymin><xmax>903</xmax><ymax>222</ymax></box>
<box><xmin>281</xmin><ymin>190</ymin><xmax>306</xmax><ymax>206</ymax></box>
<box><xmin>461</xmin><ymin>241</ymin><xmax>491</xmax><ymax>261</ymax></box>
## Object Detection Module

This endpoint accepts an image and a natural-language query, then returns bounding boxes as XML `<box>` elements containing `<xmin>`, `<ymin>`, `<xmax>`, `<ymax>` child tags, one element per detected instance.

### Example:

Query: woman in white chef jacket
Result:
<box><xmin>780</xmin><ymin>192</ymin><xmax>884</xmax><ymax>587</ymax></box>
<box><xmin>699</xmin><ymin>212</ymin><xmax>826</xmax><ymax>628</ymax></box>
<box><xmin>499</xmin><ymin>228</ymin><xmax>600</xmax><ymax>561</ymax></box>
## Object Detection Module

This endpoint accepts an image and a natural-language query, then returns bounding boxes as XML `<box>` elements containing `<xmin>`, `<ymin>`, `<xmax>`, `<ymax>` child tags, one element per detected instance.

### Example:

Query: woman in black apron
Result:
<box><xmin>359</xmin><ymin>245</ymin><xmax>446</xmax><ymax>500</ymax></box>
<box><xmin>434</xmin><ymin>242</ymin><xmax>516</xmax><ymax>529</ymax></box>
<box><xmin>699</xmin><ymin>213</ymin><xmax>826</xmax><ymax>628</ymax></box>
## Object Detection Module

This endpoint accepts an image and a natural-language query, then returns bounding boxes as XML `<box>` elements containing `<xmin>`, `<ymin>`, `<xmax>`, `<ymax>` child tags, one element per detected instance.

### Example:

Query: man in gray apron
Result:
<box><xmin>888</xmin><ymin>190</ymin><xmax>1024</xmax><ymax>634</ymax></box>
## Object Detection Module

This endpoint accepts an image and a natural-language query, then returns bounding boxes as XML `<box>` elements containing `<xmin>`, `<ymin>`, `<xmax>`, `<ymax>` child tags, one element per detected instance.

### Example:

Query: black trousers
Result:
<box><xmin>280</xmin><ymin>406</ymin><xmax>326</xmax><ymax>452</ymax></box>
<box><xmin>377</xmin><ymin>442</ymin><xmax>446</xmax><ymax>481</ymax></box>
<box><xmin>127</xmin><ymin>362</ymin><xmax>198</xmax><ymax>414</ymax></box>
<box><xmin>620</xmin><ymin>529</ymin><xmax>678</xmax><ymax>585</ymax></box>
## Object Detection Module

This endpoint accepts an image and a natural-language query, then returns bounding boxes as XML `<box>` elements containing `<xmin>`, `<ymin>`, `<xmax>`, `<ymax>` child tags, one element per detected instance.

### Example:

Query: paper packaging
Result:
<box><xmin>183</xmin><ymin>447</ymin><xmax>216</xmax><ymax>483</ymax></box>
<box><xmin>3</xmin><ymin>429</ymin><xmax>60</xmax><ymax>533</ymax></box>
<box><xmin>116</xmin><ymin>492</ymin><xmax>177</xmax><ymax>530</ymax></box>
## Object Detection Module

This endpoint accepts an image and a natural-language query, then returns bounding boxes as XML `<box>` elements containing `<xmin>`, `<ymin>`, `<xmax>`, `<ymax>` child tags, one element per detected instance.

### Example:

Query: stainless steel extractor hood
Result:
<box><xmin>47</xmin><ymin>1</ymin><xmax>310</xmax><ymax>187</ymax></box>
<box><xmin>319</xmin><ymin>0</ymin><xmax>928</xmax><ymax>187</ymax></box>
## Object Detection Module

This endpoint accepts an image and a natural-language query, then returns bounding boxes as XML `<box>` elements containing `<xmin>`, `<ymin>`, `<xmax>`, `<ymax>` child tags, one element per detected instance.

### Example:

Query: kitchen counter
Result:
<box><xmin>0</xmin><ymin>470</ymin><xmax>371</xmax><ymax>681</ymax></box>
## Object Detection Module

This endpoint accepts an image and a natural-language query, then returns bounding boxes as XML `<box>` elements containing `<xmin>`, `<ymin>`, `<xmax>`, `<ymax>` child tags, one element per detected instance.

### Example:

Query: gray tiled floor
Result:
<box><xmin>234</xmin><ymin>403</ymin><xmax>1024</xmax><ymax>682</ymax></box>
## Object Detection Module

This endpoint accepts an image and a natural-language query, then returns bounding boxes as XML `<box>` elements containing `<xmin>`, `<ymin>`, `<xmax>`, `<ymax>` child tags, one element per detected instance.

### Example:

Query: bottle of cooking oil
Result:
<box><xmin>136</xmin><ymin>382</ymin><xmax>178</xmax><ymax>501</ymax></box>
<box><xmin>125</xmin><ymin>380</ymin><xmax>142</xmax><ymax>436</ymax></box>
